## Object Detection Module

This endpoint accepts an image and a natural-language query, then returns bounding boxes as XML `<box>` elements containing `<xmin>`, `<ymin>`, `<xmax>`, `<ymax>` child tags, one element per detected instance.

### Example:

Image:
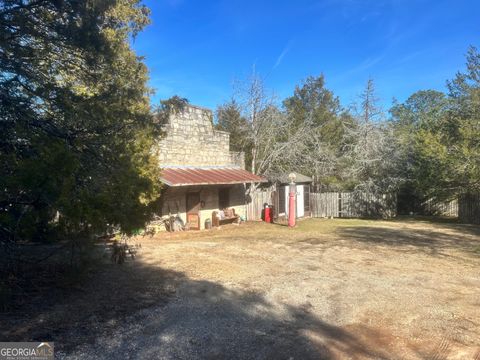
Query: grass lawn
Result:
<box><xmin>1</xmin><ymin>218</ymin><xmax>479</xmax><ymax>359</ymax></box>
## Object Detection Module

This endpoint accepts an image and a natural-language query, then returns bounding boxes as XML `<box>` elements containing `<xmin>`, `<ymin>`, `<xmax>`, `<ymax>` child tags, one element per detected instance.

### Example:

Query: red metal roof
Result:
<box><xmin>160</xmin><ymin>167</ymin><xmax>267</xmax><ymax>186</ymax></box>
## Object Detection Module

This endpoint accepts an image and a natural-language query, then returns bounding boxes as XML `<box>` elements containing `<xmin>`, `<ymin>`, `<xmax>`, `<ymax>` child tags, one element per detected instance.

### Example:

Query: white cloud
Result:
<box><xmin>273</xmin><ymin>41</ymin><xmax>293</xmax><ymax>69</ymax></box>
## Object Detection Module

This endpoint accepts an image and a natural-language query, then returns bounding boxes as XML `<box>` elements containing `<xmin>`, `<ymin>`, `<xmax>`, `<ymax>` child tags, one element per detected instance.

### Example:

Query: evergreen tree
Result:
<box><xmin>283</xmin><ymin>74</ymin><xmax>346</xmax><ymax>145</ymax></box>
<box><xmin>391</xmin><ymin>47</ymin><xmax>480</xmax><ymax>200</ymax></box>
<box><xmin>215</xmin><ymin>100</ymin><xmax>252</xmax><ymax>168</ymax></box>
<box><xmin>0</xmin><ymin>0</ymin><xmax>161</xmax><ymax>246</ymax></box>
<box><xmin>283</xmin><ymin>75</ymin><xmax>352</xmax><ymax>187</ymax></box>
<box><xmin>445</xmin><ymin>46</ymin><xmax>480</xmax><ymax>194</ymax></box>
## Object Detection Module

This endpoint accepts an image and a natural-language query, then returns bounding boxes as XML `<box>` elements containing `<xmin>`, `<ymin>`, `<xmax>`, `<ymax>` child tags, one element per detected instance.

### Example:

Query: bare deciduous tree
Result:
<box><xmin>343</xmin><ymin>78</ymin><xmax>403</xmax><ymax>195</ymax></box>
<box><xmin>232</xmin><ymin>69</ymin><xmax>277</xmax><ymax>175</ymax></box>
<box><xmin>230</xmin><ymin>70</ymin><xmax>337</xmax><ymax>181</ymax></box>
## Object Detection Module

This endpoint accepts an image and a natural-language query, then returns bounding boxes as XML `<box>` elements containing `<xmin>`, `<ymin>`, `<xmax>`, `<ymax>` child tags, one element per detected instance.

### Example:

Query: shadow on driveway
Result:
<box><xmin>2</xmin><ymin>255</ymin><xmax>403</xmax><ymax>359</ymax></box>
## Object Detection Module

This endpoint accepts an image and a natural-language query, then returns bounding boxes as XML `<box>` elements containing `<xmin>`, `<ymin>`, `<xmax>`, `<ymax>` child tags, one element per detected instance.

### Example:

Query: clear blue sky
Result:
<box><xmin>133</xmin><ymin>0</ymin><xmax>479</xmax><ymax>111</ymax></box>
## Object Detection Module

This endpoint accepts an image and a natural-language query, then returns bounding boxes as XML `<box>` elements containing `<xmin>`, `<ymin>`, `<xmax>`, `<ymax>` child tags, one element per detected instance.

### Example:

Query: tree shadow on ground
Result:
<box><xmin>337</xmin><ymin>223</ymin><xmax>480</xmax><ymax>258</ymax></box>
<box><xmin>392</xmin><ymin>215</ymin><xmax>480</xmax><ymax>236</ymax></box>
<box><xmin>1</xmin><ymin>255</ymin><xmax>404</xmax><ymax>360</ymax></box>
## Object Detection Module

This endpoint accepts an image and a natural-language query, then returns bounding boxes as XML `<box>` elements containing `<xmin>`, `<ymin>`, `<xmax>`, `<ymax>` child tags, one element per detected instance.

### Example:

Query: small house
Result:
<box><xmin>156</xmin><ymin>104</ymin><xmax>266</xmax><ymax>230</ymax></box>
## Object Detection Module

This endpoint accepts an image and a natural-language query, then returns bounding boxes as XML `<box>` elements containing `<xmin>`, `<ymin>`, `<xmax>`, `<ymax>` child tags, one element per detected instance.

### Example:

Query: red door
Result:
<box><xmin>186</xmin><ymin>192</ymin><xmax>200</xmax><ymax>230</ymax></box>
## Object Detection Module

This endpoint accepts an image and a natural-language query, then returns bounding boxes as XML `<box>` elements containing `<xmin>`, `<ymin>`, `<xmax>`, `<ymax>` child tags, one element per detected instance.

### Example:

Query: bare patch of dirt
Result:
<box><xmin>1</xmin><ymin>219</ymin><xmax>479</xmax><ymax>359</ymax></box>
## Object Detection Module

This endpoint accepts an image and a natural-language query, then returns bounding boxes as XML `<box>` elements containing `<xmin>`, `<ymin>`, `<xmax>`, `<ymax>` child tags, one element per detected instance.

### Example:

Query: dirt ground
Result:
<box><xmin>2</xmin><ymin>218</ymin><xmax>480</xmax><ymax>359</ymax></box>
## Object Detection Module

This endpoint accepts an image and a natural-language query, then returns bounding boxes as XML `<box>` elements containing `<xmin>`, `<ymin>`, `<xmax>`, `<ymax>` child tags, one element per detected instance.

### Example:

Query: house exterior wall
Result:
<box><xmin>154</xmin><ymin>104</ymin><xmax>248</xmax><ymax>230</ymax></box>
<box><xmin>159</xmin><ymin>184</ymin><xmax>246</xmax><ymax>230</ymax></box>
<box><xmin>156</xmin><ymin>105</ymin><xmax>244</xmax><ymax>168</ymax></box>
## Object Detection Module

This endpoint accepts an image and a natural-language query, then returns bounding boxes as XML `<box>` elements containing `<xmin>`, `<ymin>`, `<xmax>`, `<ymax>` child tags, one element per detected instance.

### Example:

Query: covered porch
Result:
<box><xmin>158</xmin><ymin>167</ymin><xmax>266</xmax><ymax>230</ymax></box>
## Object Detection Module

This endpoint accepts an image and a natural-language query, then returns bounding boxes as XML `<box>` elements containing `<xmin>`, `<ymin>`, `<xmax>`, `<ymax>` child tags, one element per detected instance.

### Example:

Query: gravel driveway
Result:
<box><xmin>4</xmin><ymin>219</ymin><xmax>480</xmax><ymax>359</ymax></box>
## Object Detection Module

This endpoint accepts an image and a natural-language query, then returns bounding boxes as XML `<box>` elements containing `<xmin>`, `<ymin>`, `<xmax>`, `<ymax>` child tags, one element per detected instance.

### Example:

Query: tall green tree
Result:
<box><xmin>215</xmin><ymin>100</ymin><xmax>252</xmax><ymax>167</ymax></box>
<box><xmin>0</xmin><ymin>0</ymin><xmax>161</xmax><ymax>247</ymax></box>
<box><xmin>391</xmin><ymin>46</ymin><xmax>480</xmax><ymax>200</ymax></box>
<box><xmin>283</xmin><ymin>74</ymin><xmax>347</xmax><ymax>145</ymax></box>
<box><xmin>391</xmin><ymin>90</ymin><xmax>448</xmax><ymax>129</ymax></box>
<box><xmin>283</xmin><ymin>75</ymin><xmax>352</xmax><ymax>187</ymax></box>
<box><xmin>445</xmin><ymin>46</ymin><xmax>480</xmax><ymax>194</ymax></box>
<box><xmin>390</xmin><ymin>90</ymin><xmax>450</xmax><ymax>208</ymax></box>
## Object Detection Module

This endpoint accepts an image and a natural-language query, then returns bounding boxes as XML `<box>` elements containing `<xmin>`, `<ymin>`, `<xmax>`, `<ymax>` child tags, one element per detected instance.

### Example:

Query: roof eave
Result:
<box><xmin>161</xmin><ymin>179</ymin><xmax>268</xmax><ymax>187</ymax></box>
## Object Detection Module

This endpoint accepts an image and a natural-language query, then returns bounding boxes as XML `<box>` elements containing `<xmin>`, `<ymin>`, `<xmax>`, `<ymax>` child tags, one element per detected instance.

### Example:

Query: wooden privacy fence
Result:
<box><xmin>246</xmin><ymin>189</ymin><xmax>273</xmax><ymax>221</ymax></box>
<box><xmin>310</xmin><ymin>192</ymin><xmax>338</xmax><ymax>218</ymax></box>
<box><xmin>459</xmin><ymin>193</ymin><xmax>480</xmax><ymax>224</ymax></box>
<box><xmin>247</xmin><ymin>189</ymin><xmax>480</xmax><ymax>223</ymax></box>
<box><xmin>417</xmin><ymin>195</ymin><xmax>480</xmax><ymax>223</ymax></box>
<box><xmin>310</xmin><ymin>192</ymin><xmax>397</xmax><ymax>219</ymax></box>
<box><xmin>422</xmin><ymin>198</ymin><xmax>458</xmax><ymax>217</ymax></box>
<box><xmin>248</xmin><ymin>190</ymin><xmax>397</xmax><ymax>220</ymax></box>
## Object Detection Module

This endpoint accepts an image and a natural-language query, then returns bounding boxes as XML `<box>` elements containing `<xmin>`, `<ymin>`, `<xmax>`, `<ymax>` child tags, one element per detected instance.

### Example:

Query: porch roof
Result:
<box><xmin>160</xmin><ymin>167</ymin><xmax>267</xmax><ymax>187</ymax></box>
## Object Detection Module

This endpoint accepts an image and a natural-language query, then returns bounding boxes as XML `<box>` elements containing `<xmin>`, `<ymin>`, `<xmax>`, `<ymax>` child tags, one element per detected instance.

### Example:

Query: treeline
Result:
<box><xmin>1</xmin><ymin>0</ymin><xmax>479</xmax><ymax>252</ymax></box>
<box><xmin>215</xmin><ymin>47</ymin><xmax>480</xmax><ymax>207</ymax></box>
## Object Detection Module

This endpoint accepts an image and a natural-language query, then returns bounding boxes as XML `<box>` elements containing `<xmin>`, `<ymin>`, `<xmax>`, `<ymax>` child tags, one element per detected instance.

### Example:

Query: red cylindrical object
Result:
<box><xmin>288</xmin><ymin>186</ymin><xmax>296</xmax><ymax>227</ymax></box>
<box><xmin>264</xmin><ymin>207</ymin><xmax>272</xmax><ymax>223</ymax></box>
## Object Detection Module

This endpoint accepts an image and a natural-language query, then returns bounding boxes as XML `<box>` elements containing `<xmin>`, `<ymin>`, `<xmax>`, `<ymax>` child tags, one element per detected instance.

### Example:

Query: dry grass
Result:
<box><xmin>1</xmin><ymin>218</ymin><xmax>479</xmax><ymax>359</ymax></box>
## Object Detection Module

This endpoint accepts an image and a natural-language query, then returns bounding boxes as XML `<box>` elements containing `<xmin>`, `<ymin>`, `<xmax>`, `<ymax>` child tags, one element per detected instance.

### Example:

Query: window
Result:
<box><xmin>219</xmin><ymin>188</ymin><xmax>230</xmax><ymax>209</ymax></box>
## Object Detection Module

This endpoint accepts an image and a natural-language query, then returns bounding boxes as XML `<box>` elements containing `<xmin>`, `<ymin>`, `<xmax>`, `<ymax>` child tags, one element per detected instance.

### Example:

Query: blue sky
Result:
<box><xmin>133</xmin><ymin>0</ymin><xmax>479</xmax><ymax>111</ymax></box>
